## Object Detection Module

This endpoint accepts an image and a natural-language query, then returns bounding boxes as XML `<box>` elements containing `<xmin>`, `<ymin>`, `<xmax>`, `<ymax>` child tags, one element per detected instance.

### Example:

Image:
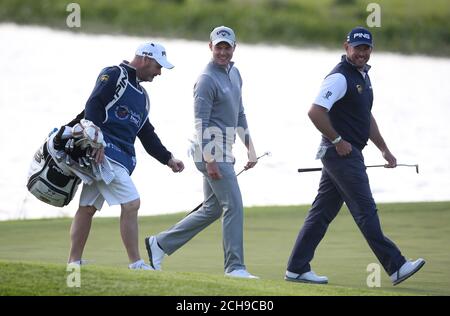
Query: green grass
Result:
<box><xmin>0</xmin><ymin>202</ymin><xmax>449</xmax><ymax>296</ymax></box>
<box><xmin>0</xmin><ymin>0</ymin><xmax>449</xmax><ymax>56</ymax></box>
<box><xmin>0</xmin><ymin>260</ymin><xmax>401</xmax><ymax>296</ymax></box>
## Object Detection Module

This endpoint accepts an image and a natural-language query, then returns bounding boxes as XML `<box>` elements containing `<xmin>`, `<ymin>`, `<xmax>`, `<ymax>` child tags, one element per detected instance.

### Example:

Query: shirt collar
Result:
<box><xmin>210</xmin><ymin>60</ymin><xmax>234</xmax><ymax>73</ymax></box>
<box><xmin>120</xmin><ymin>60</ymin><xmax>141</xmax><ymax>88</ymax></box>
<box><xmin>120</xmin><ymin>60</ymin><xmax>137</xmax><ymax>77</ymax></box>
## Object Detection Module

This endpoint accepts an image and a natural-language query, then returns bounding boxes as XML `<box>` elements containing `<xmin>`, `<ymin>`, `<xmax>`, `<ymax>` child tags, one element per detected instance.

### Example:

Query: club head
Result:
<box><xmin>416</xmin><ymin>164</ymin><xmax>419</xmax><ymax>174</ymax></box>
<box><xmin>264</xmin><ymin>151</ymin><xmax>272</xmax><ymax>157</ymax></box>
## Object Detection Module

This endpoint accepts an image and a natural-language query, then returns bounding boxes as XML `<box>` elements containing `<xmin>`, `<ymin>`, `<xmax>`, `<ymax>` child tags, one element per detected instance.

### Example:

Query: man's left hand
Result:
<box><xmin>168</xmin><ymin>158</ymin><xmax>185</xmax><ymax>173</ymax></box>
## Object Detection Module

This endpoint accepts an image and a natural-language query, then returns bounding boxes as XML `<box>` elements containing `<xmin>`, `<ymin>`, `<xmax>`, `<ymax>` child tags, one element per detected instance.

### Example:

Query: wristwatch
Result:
<box><xmin>331</xmin><ymin>135</ymin><xmax>342</xmax><ymax>145</ymax></box>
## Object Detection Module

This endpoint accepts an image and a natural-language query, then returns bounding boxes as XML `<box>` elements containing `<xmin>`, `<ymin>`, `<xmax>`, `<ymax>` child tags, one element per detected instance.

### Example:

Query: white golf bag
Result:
<box><xmin>27</xmin><ymin>138</ymin><xmax>81</xmax><ymax>207</ymax></box>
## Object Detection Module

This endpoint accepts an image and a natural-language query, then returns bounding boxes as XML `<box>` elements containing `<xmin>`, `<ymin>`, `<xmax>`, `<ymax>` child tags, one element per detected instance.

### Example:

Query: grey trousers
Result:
<box><xmin>156</xmin><ymin>161</ymin><xmax>245</xmax><ymax>273</ymax></box>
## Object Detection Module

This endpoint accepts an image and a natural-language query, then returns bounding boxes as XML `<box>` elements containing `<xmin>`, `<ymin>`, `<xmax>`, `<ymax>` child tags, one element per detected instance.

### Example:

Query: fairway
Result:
<box><xmin>0</xmin><ymin>202</ymin><xmax>449</xmax><ymax>296</ymax></box>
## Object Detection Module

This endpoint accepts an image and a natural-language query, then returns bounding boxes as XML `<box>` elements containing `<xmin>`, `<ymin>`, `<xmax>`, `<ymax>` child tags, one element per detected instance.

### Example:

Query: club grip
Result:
<box><xmin>297</xmin><ymin>167</ymin><xmax>323</xmax><ymax>173</ymax></box>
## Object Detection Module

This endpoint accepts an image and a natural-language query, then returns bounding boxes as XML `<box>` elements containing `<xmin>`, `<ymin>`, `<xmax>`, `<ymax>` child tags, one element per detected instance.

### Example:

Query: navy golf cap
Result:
<box><xmin>346</xmin><ymin>26</ymin><xmax>373</xmax><ymax>47</ymax></box>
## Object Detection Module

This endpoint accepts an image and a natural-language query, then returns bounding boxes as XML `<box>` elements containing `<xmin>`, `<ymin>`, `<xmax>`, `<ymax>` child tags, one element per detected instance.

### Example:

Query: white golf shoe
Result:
<box><xmin>145</xmin><ymin>236</ymin><xmax>165</xmax><ymax>270</ymax></box>
<box><xmin>68</xmin><ymin>259</ymin><xmax>89</xmax><ymax>266</ymax></box>
<box><xmin>128</xmin><ymin>259</ymin><xmax>154</xmax><ymax>270</ymax></box>
<box><xmin>390</xmin><ymin>258</ymin><xmax>425</xmax><ymax>286</ymax></box>
<box><xmin>285</xmin><ymin>270</ymin><xmax>328</xmax><ymax>284</ymax></box>
<box><xmin>225</xmin><ymin>269</ymin><xmax>259</xmax><ymax>279</ymax></box>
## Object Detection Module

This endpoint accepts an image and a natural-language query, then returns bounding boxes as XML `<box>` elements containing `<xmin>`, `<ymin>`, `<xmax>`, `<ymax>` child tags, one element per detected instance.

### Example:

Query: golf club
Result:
<box><xmin>185</xmin><ymin>151</ymin><xmax>271</xmax><ymax>217</ymax></box>
<box><xmin>298</xmin><ymin>163</ymin><xmax>419</xmax><ymax>174</ymax></box>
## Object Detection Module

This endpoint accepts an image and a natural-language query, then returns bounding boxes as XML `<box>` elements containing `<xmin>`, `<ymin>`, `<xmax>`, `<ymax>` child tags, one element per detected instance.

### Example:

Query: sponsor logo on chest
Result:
<box><xmin>114</xmin><ymin>105</ymin><xmax>143</xmax><ymax>127</ymax></box>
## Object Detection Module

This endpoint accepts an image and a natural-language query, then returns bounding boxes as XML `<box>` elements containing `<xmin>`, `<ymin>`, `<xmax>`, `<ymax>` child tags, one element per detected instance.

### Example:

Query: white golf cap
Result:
<box><xmin>210</xmin><ymin>26</ymin><xmax>236</xmax><ymax>46</ymax></box>
<box><xmin>135</xmin><ymin>42</ymin><xmax>174</xmax><ymax>69</ymax></box>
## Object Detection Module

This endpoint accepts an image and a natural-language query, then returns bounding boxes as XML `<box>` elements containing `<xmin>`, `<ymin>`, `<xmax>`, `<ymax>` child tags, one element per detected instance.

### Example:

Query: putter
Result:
<box><xmin>298</xmin><ymin>163</ymin><xmax>419</xmax><ymax>174</ymax></box>
<box><xmin>185</xmin><ymin>151</ymin><xmax>271</xmax><ymax>217</ymax></box>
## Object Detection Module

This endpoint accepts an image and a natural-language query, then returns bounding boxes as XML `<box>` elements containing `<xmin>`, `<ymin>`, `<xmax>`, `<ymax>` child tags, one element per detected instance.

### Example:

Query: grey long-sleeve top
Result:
<box><xmin>194</xmin><ymin>61</ymin><xmax>249</xmax><ymax>162</ymax></box>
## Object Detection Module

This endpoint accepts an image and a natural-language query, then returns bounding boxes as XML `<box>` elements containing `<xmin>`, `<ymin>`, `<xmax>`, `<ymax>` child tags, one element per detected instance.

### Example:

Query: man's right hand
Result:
<box><xmin>206</xmin><ymin>160</ymin><xmax>222</xmax><ymax>180</ymax></box>
<box><xmin>335</xmin><ymin>139</ymin><xmax>352</xmax><ymax>156</ymax></box>
<box><xmin>382</xmin><ymin>149</ymin><xmax>397</xmax><ymax>168</ymax></box>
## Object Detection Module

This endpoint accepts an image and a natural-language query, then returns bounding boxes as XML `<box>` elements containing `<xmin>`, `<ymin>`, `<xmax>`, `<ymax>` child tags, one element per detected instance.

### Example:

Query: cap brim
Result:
<box><xmin>211</xmin><ymin>38</ymin><xmax>235</xmax><ymax>46</ymax></box>
<box><xmin>155</xmin><ymin>57</ymin><xmax>174</xmax><ymax>69</ymax></box>
<box><xmin>349</xmin><ymin>41</ymin><xmax>373</xmax><ymax>47</ymax></box>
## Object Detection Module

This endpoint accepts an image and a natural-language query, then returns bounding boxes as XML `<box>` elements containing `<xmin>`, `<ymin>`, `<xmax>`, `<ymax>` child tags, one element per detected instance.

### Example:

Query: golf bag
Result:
<box><xmin>27</xmin><ymin>137</ymin><xmax>81</xmax><ymax>207</ymax></box>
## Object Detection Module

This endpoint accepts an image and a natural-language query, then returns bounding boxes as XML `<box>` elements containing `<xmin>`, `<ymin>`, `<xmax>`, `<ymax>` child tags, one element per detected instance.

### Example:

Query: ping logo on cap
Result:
<box><xmin>142</xmin><ymin>50</ymin><xmax>166</xmax><ymax>57</ymax></box>
<box><xmin>353</xmin><ymin>32</ymin><xmax>371</xmax><ymax>40</ymax></box>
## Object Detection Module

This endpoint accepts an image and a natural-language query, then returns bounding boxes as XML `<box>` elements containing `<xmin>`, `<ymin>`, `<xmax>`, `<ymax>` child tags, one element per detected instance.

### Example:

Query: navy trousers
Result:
<box><xmin>287</xmin><ymin>146</ymin><xmax>406</xmax><ymax>276</ymax></box>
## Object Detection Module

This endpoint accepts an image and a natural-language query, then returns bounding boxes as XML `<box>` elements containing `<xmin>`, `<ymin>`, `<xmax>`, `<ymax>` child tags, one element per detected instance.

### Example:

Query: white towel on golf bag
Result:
<box><xmin>47</xmin><ymin>132</ymin><xmax>115</xmax><ymax>185</ymax></box>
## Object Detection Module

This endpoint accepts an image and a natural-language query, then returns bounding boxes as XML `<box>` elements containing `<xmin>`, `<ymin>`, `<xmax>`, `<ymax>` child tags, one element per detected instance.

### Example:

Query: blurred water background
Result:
<box><xmin>1</xmin><ymin>23</ymin><xmax>449</xmax><ymax>220</ymax></box>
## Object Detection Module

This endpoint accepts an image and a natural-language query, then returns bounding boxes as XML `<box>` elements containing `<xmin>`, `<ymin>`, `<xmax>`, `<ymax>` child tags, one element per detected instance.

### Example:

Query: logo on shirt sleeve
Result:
<box><xmin>323</xmin><ymin>91</ymin><xmax>333</xmax><ymax>99</ymax></box>
<box><xmin>100</xmin><ymin>74</ymin><xmax>109</xmax><ymax>82</ymax></box>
